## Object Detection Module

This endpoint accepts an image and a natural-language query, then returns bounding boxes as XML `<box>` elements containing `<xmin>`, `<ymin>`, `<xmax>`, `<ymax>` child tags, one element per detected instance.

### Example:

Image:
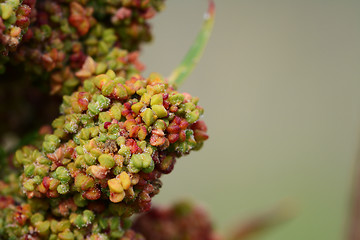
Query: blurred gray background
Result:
<box><xmin>141</xmin><ymin>1</ymin><xmax>360</xmax><ymax>239</ymax></box>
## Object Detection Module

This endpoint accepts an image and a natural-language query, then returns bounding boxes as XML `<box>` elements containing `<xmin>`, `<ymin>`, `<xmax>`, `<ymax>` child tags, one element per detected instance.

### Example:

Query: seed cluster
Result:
<box><xmin>14</xmin><ymin>68</ymin><xmax>208</xmax><ymax>216</ymax></box>
<box><xmin>132</xmin><ymin>201</ymin><xmax>220</xmax><ymax>240</ymax></box>
<box><xmin>0</xmin><ymin>0</ymin><xmax>214</xmax><ymax>239</ymax></box>
<box><xmin>0</xmin><ymin>193</ymin><xmax>145</xmax><ymax>239</ymax></box>
<box><xmin>5</xmin><ymin>0</ymin><xmax>155</xmax><ymax>95</ymax></box>
<box><xmin>1</xmin><ymin>0</ymin><xmax>164</xmax><ymax>97</ymax></box>
<box><xmin>88</xmin><ymin>0</ymin><xmax>165</xmax><ymax>51</ymax></box>
<box><xmin>0</xmin><ymin>0</ymin><xmax>35</xmax><ymax>61</ymax></box>
<box><xmin>0</xmin><ymin>0</ymin><xmax>163</xmax><ymax>138</ymax></box>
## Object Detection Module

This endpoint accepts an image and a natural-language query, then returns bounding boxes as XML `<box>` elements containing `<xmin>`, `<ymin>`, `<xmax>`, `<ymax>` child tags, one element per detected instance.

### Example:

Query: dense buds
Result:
<box><xmin>0</xmin><ymin>0</ymin><xmax>161</xmax><ymax>137</ymax></box>
<box><xmin>133</xmin><ymin>201</ymin><xmax>221</xmax><ymax>240</ymax></box>
<box><xmin>0</xmin><ymin>1</ymin><xmax>216</xmax><ymax>239</ymax></box>
<box><xmin>1</xmin><ymin>0</ymin><xmax>163</xmax><ymax>82</ymax></box>
<box><xmin>14</xmin><ymin>69</ymin><xmax>208</xmax><ymax>219</ymax></box>
<box><xmin>0</xmin><ymin>0</ymin><xmax>35</xmax><ymax>73</ymax></box>
<box><xmin>0</xmin><ymin>0</ymin><xmax>34</xmax><ymax>51</ymax></box>
<box><xmin>0</xmin><ymin>181</ymin><xmax>145</xmax><ymax>240</ymax></box>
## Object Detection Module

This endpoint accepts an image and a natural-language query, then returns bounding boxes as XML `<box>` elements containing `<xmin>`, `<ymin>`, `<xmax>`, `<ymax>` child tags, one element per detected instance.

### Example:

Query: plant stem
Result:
<box><xmin>168</xmin><ymin>0</ymin><xmax>215</xmax><ymax>89</ymax></box>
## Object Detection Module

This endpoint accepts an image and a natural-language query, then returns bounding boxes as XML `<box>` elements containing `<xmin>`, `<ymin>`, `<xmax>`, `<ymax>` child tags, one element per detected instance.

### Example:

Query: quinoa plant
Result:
<box><xmin>0</xmin><ymin>1</ymin><xmax>295</xmax><ymax>239</ymax></box>
<box><xmin>0</xmin><ymin>1</ymin><xmax>222</xmax><ymax>239</ymax></box>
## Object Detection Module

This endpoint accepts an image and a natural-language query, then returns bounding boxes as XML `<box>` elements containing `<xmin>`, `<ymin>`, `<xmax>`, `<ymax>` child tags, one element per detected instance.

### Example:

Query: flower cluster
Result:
<box><xmin>0</xmin><ymin>0</ymin><xmax>35</xmax><ymax>64</ymax></box>
<box><xmin>0</xmin><ymin>0</ymin><xmax>215</xmax><ymax>239</ymax></box>
<box><xmin>0</xmin><ymin>0</ymin><xmax>162</xmax><ymax>138</ymax></box>
<box><xmin>3</xmin><ymin>0</ymin><xmax>159</xmax><ymax>95</ymax></box>
<box><xmin>88</xmin><ymin>0</ymin><xmax>165</xmax><ymax>51</ymax></box>
<box><xmin>4</xmin><ymin>64</ymin><xmax>209</xmax><ymax>238</ymax></box>
<box><xmin>0</xmin><ymin>196</ymin><xmax>145</xmax><ymax>240</ymax></box>
<box><xmin>15</xmin><ymin>68</ymin><xmax>208</xmax><ymax>211</ymax></box>
<box><xmin>133</xmin><ymin>201</ymin><xmax>220</xmax><ymax>240</ymax></box>
<box><xmin>1</xmin><ymin>174</ymin><xmax>146</xmax><ymax>240</ymax></box>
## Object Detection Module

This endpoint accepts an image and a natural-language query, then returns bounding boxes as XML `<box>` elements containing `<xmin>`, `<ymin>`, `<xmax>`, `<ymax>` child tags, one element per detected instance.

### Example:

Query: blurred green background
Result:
<box><xmin>141</xmin><ymin>1</ymin><xmax>360</xmax><ymax>239</ymax></box>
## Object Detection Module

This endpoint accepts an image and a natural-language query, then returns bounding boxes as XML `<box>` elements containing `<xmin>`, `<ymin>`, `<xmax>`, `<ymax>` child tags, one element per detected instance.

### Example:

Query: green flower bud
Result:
<box><xmin>64</xmin><ymin>122</ymin><xmax>78</xmax><ymax>133</ymax></box>
<box><xmin>186</xmin><ymin>109</ymin><xmax>200</xmax><ymax>124</ymax></box>
<box><xmin>150</xmin><ymin>94</ymin><xmax>163</xmax><ymax>106</ymax></box>
<box><xmin>0</xmin><ymin>3</ymin><xmax>13</xmax><ymax>20</ymax></box>
<box><xmin>169</xmin><ymin>93</ymin><xmax>184</xmax><ymax>105</ymax></box>
<box><xmin>99</xmin><ymin>112</ymin><xmax>111</xmax><ymax>123</ymax></box>
<box><xmin>141</xmin><ymin>108</ymin><xmax>157</xmax><ymax>126</ymax></box>
<box><xmin>128</xmin><ymin>153</ymin><xmax>153</xmax><ymax>173</ymax></box>
<box><xmin>97</xmin><ymin>95</ymin><xmax>110</xmax><ymax>109</ymax></box>
<box><xmin>141</xmin><ymin>93</ymin><xmax>151</xmax><ymax>105</ymax></box>
<box><xmin>114</xmin><ymin>76</ymin><xmax>125</xmax><ymax>84</ymax></box>
<box><xmin>109</xmin><ymin>103</ymin><xmax>123</xmax><ymax>120</ymax></box>
<box><xmin>99</xmin><ymin>40</ymin><xmax>109</xmax><ymax>54</ymax></box>
<box><xmin>73</xmin><ymin>215</ymin><xmax>86</xmax><ymax>228</ymax></box>
<box><xmin>57</xmin><ymin>184</ymin><xmax>70</xmax><ymax>194</ymax></box>
<box><xmin>83</xmin><ymin>210</ymin><xmax>95</xmax><ymax>223</ymax></box>
<box><xmin>55</xmin><ymin>166</ymin><xmax>71</xmax><ymax>183</ymax></box>
<box><xmin>130</xmin><ymin>154</ymin><xmax>143</xmax><ymax>169</ymax></box>
<box><xmin>34</xmin><ymin>165</ymin><xmax>50</xmax><ymax>177</ymax></box>
<box><xmin>98</xmin><ymin>133</ymin><xmax>107</xmax><ymax>142</ymax></box>
<box><xmin>152</xmin><ymin>105</ymin><xmax>168</xmax><ymax>118</ymax></box>
<box><xmin>109</xmin><ymin>219</ymin><xmax>119</xmax><ymax>232</ymax></box>
<box><xmin>90</xmin><ymin>127</ymin><xmax>100</xmax><ymax>138</ymax></box>
<box><xmin>33</xmin><ymin>175</ymin><xmax>42</xmax><ymax>184</ymax></box>
<box><xmin>131</xmin><ymin>102</ymin><xmax>145</xmax><ymax>114</ymax></box>
<box><xmin>118</xmin><ymin>146</ymin><xmax>131</xmax><ymax>159</ymax></box>
<box><xmin>38</xmin><ymin>156</ymin><xmax>52</xmax><ymax>165</ymax></box>
<box><xmin>142</xmin><ymin>159</ymin><xmax>155</xmax><ymax>173</ymax></box>
<box><xmin>79</xmin><ymin>128</ymin><xmax>91</xmax><ymax>140</ymax></box>
<box><xmin>24</xmin><ymin>164</ymin><xmax>35</xmax><ymax>177</ymax></box>
<box><xmin>24</xmin><ymin>179</ymin><xmax>35</xmax><ymax>191</ymax></box>
<box><xmin>108</xmin><ymin>123</ymin><xmax>120</xmax><ymax>134</ymax></box>
<box><xmin>58</xmin><ymin>230</ymin><xmax>74</xmax><ymax>240</ymax></box>
<box><xmin>84</xmin><ymin>80</ymin><xmax>97</xmax><ymax>93</ymax></box>
<box><xmin>31</xmin><ymin>213</ymin><xmax>45</xmax><ymax>225</ymax></box>
<box><xmin>49</xmin><ymin>234</ymin><xmax>57</xmax><ymax>240</ymax></box>
<box><xmin>75</xmin><ymin>155</ymin><xmax>86</xmax><ymax>168</ymax></box>
<box><xmin>74</xmin><ymin>174</ymin><xmax>94</xmax><ymax>190</ymax></box>
<box><xmin>88</xmin><ymin>102</ymin><xmax>101</xmax><ymax>116</ymax></box>
<box><xmin>141</xmin><ymin>153</ymin><xmax>152</xmax><ymax>168</ymax></box>
<box><xmin>43</xmin><ymin>135</ymin><xmax>60</xmax><ymax>153</ymax></box>
<box><xmin>57</xmin><ymin>220</ymin><xmax>71</xmax><ymax>233</ymax></box>
<box><xmin>85</xmin><ymin>153</ymin><xmax>97</xmax><ymax>166</ymax></box>
<box><xmin>98</xmin><ymin>154</ymin><xmax>115</xmax><ymax>169</ymax></box>
<box><xmin>52</xmin><ymin>117</ymin><xmax>65</xmax><ymax>128</ymax></box>
<box><xmin>90</xmin><ymin>148</ymin><xmax>102</xmax><ymax>158</ymax></box>
<box><xmin>137</xmin><ymin>88</ymin><xmax>146</xmax><ymax>96</ymax></box>
<box><xmin>74</xmin><ymin>194</ymin><xmax>87</xmax><ymax>207</ymax></box>
<box><xmin>96</xmin><ymin>62</ymin><xmax>108</xmax><ymax>74</ymax></box>
<box><xmin>75</xmin><ymin>146</ymin><xmax>84</xmax><ymax>155</ymax></box>
<box><xmin>106</xmin><ymin>70</ymin><xmax>116</xmax><ymax>79</ymax></box>
<box><xmin>41</xmin><ymin>24</ymin><xmax>52</xmax><ymax>38</ymax></box>
<box><xmin>154</xmin><ymin>119</ymin><xmax>167</xmax><ymax>130</ymax></box>
<box><xmin>49</xmin><ymin>178</ymin><xmax>60</xmax><ymax>190</ymax></box>
<box><xmin>36</xmin><ymin>220</ymin><xmax>51</xmax><ymax>236</ymax></box>
<box><xmin>102</xmin><ymin>81</ymin><xmax>115</xmax><ymax>96</ymax></box>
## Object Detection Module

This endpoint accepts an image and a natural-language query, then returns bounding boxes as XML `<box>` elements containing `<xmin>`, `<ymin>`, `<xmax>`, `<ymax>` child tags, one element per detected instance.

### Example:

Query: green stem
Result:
<box><xmin>168</xmin><ymin>0</ymin><xmax>215</xmax><ymax>89</ymax></box>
